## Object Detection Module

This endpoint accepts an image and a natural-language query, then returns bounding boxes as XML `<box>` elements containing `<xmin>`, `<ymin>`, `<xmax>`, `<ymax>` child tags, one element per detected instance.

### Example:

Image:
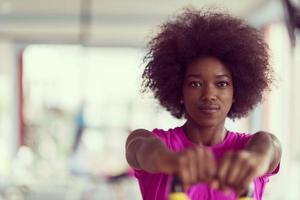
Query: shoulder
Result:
<box><xmin>129</xmin><ymin>127</ymin><xmax>180</xmax><ymax>137</ymax></box>
<box><xmin>128</xmin><ymin>126</ymin><xmax>182</xmax><ymax>139</ymax></box>
<box><xmin>125</xmin><ymin>129</ymin><xmax>152</xmax><ymax>148</ymax></box>
<box><xmin>130</xmin><ymin>128</ymin><xmax>152</xmax><ymax>136</ymax></box>
<box><xmin>127</xmin><ymin>127</ymin><xmax>183</xmax><ymax>149</ymax></box>
<box><xmin>128</xmin><ymin>128</ymin><xmax>172</xmax><ymax>138</ymax></box>
<box><xmin>126</xmin><ymin>128</ymin><xmax>172</xmax><ymax>144</ymax></box>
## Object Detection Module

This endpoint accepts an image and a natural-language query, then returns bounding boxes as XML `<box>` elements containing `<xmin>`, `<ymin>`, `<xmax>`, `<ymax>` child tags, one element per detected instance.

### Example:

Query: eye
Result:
<box><xmin>216</xmin><ymin>80</ymin><xmax>230</xmax><ymax>88</ymax></box>
<box><xmin>189</xmin><ymin>81</ymin><xmax>202</xmax><ymax>88</ymax></box>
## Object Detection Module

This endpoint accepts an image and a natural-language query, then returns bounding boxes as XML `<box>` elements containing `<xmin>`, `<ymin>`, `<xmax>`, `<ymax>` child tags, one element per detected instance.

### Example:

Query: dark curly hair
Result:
<box><xmin>142</xmin><ymin>8</ymin><xmax>273</xmax><ymax>119</ymax></box>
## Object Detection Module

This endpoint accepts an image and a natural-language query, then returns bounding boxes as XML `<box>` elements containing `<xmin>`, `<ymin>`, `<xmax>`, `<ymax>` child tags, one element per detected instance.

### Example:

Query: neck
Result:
<box><xmin>183</xmin><ymin>120</ymin><xmax>227</xmax><ymax>146</ymax></box>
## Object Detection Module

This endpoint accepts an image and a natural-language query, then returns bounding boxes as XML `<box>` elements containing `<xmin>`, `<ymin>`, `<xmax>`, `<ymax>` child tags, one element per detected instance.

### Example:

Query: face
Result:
<box><xmin>182</xmin><ymin>57</ymin><xmax>233</xmax><ymax>127</ymax></box>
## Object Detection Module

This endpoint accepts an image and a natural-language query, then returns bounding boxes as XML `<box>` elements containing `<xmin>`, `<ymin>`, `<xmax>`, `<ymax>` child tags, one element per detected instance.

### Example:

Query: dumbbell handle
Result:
<box><xmin>169</xmin><ymin>177</ymin><xmax>254</xmax><ymax>200</ymax></box>
<box><xmin>169</xmin><ymin>177</ymin><xmax>190</xmax><ymax>200</ymax></box>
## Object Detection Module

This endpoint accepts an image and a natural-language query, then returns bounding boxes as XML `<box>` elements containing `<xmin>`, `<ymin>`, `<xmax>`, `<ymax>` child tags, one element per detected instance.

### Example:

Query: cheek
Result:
<box><xmin>224</xmin><ymin>96</ymin><xmax>234</xmax><ymax>109</ymax></box>
<box><xmin>182</xmin><ymin>94</ymin><xmax>197</xmax><ymax>113</ymax></box>
<box><xmin>224</xmin><ymin>89</ymin><xmax>234</xmax><ymax>102</ymax></box>
<box><xmin>220</xmin><ymin>93</ymin><xmax>233</xmax><ymax>109</ymax></box>
<box><xmin>182</xmin><ymin>89</ymin><xmax>198</xmax><ymax>102</ymax></box>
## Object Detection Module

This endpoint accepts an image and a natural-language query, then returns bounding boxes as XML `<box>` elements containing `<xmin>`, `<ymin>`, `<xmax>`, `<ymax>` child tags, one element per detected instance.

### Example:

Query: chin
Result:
<box><xmin>186</xmin><ymin>113</ymin><xmax>225</xmax><ymax>127</ymax></box>
<box><xmin>189</xmin><ymin>116</ymin><xmax>218</xmax><ymax>126</ymax></box>
<box><xmin>196</xmin><ymin>120</ymin><xmax>220</xmax><ymax>127</ymax></box>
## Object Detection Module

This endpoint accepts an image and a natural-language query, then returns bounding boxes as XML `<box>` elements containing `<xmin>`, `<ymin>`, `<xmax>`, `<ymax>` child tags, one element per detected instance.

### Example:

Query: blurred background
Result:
<box><xmin>0</xmin><ymin>0</ymin><xmax>300</xmax><ymax>199</ymax></box>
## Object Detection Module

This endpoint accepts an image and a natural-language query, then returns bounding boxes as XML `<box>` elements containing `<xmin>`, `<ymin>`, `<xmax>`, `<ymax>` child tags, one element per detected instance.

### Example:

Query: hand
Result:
<box><xmin>157</xmin><ymin>146</ymin><xmax>217</xmax><ymax>191</ymax></box>
<box><xmin>217</xmin><ymin>150</ymin><xmax>270</xmax><ymax>196</ymax></box>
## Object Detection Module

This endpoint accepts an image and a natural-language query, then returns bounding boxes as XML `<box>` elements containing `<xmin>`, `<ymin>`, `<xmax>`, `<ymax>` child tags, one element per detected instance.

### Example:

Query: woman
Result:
<box><xmin>125</xmin><ymin>8</ymin><xmax>281</xmax><ymax>200</ymax></box>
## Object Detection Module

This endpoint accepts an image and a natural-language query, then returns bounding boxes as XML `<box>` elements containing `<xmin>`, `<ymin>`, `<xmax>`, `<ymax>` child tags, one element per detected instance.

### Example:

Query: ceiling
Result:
<box><xmin>0</xmin><ymin>0</ymin><xmax>285</xmax><ymax>47</ymax></box>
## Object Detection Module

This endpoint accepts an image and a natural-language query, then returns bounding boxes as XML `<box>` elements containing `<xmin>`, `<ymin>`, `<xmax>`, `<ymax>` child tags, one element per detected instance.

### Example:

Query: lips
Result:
<box><xmin>198</xmin><ymin>104</ymin><xmax>220</xmax><ymax>113</ymax></box>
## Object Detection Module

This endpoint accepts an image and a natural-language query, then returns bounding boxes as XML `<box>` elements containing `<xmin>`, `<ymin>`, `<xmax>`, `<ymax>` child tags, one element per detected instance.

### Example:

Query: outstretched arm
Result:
<box><xmin>125</xmin><ymin>129</ymin><xmax>174</xmax><ymax>173</ymax></box>
<box><xmin>245</xmin><ymin>131</ymin><xmax>281</xmax><ymax>174</ymax></box>
<box><xmin>217</xmin><ymin>131</ymin><xmax>281</xmax><ymax>195</ymax></box>
<box><xmin>125</xmin><ymin>129</ymin><xmax>217</xmax><ymax>190</ymax></box>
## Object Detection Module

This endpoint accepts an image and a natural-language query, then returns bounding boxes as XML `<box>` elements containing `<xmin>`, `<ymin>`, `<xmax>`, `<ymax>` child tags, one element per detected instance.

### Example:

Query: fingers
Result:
<box><xmin>174</xmin><ymin>147</ymin><xmax>217</xmax><ymax>191</ymax></box>
<box><xmin>176</xmin><ymin>149</ymin><xmax>199</xmax><ymax>191</ymax></box>
<box><xmin>176</xmin><ymin>149</ymin><xmax>199</xmax><ymax>190</ymax></box>
<box><xmin>196</xmin><ymin>147</ymin><xmax>217</xmax><ymax>184</ymax></box>
<box><xmin>217</xmin><ymin>151</ymin><xmax>233</xmax><ymax>190</ymax></box>
<box><xmin>187</xmin><ymin>150</ymin><xmax>198</xmax><ymax>184</ymax></box>
<box><xmin>236</xmin><ymin>163</ymin><xmax>257</xmax><ymax>195</ymax></box>
<box><xmin>194</xmin><ymin>147</ymin><xmax>204</xmax><ymax>181</ymax></box>
<box><xmin>204</xmin><ymin>149</ymin><xmax>217</xmax><ymax>181</ymax></box>
<box><xmin>235</xmin><ymin>160</ymin><xmax>252</xmax><ymax>189</ymax></box>
<box><xmin>226</xmin><ymin>153</ymin><xmax>250</xmax><ymax>189</ymax></box>
<box><xmin>173</xmin><ymin>148</ymin><xmax>261</xmax><ymax>194</ymax></box>
<box><xmin>234</xmin><ymin>166</ymin><xmax>256</xmax><ymax>196</ymax></box>
<box><xmin>217</xmin><ymin>151</ymin><xmax>260</xmax><ymax>196</ymax></box>
<box><xmin>177</xmin><ymin>156</ymin><xmax>191</xmax><ymax>191</ymax></box>
<box><xmin>203</xmin><ymin>149</ymin><xmax>219</xmax><ymax>189</ymax></box>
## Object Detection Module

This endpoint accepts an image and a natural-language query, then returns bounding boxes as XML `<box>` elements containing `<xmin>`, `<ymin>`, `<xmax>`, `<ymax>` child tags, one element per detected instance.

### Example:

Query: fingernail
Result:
<box><xmin>210</xmin><ymin>180</ymin><xmax>218</xmax><ymax>189</ymax></box>
<box><xmin>224</xmin><ymin>187</ymin><xmax>231</xmax><ymax>196</ymax></box>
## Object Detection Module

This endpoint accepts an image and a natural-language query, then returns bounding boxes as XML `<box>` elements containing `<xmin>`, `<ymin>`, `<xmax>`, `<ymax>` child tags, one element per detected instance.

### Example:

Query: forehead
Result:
<box><xmin>185</xmin><ymin>57</ymin><xmax>231</xmax><ymax>77</ymax></box>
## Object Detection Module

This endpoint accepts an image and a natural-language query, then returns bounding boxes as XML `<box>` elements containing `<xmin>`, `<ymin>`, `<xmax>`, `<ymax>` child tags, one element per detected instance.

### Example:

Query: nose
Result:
<box><xmin>201</xmin><ymin>85</ymin><xmax>217</xmax><ymax>101</ymax></box>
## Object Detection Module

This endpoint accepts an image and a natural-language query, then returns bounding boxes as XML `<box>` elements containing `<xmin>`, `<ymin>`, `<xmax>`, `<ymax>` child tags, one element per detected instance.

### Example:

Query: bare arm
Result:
<box><xmin>245</xmin><ymin>131</ymin><xmax>281</xmax><ymax>174</ymax></box>
<box><xmin>217</xmin><ymin>131</ymin><xmax>282</xmax><ymax>195</ymax></box>
<box><xmin>125</xmin><ymin>129</ymin><xmax>218</xmax><ymax>190</ymax></box>
<box><xmin>125</xmin><ymin>129</ymin><xmax>174</xmax><ymax>173</ymax></box>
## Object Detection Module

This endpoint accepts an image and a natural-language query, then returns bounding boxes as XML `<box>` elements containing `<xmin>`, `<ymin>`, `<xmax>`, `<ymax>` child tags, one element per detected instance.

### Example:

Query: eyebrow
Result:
<box><xmin>186</xmin><ymin>74</ymin><xmax>231</xmax><ymax>78</ymax></box>
<box><xmin>215</xmin><ymin>74</ymin><xmax>231</xmax><ymax>78</ymax></box>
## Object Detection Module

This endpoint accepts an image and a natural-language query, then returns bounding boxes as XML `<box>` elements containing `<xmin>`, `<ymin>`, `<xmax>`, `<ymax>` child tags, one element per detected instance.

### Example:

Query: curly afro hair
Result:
<box><xmin>142</xmin><ymin>8</ymin><xmax>273</xmax><ymax>119</ymax></box>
